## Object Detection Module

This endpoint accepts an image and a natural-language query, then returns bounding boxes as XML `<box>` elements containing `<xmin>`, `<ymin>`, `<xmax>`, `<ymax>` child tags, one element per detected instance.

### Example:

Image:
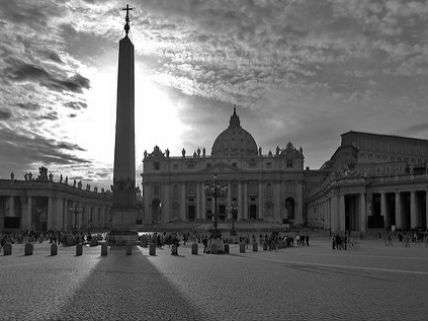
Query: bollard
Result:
<box><xmin>252</xmin><ymin>242</ymin><xmax>258</xmax><ymax>252</ymax></box>
<box><xmin>263</xmin><ymin>243</ymin><xmax>268</xmax><ymax>251</ymax></box>
<box><xmin>50</xmin><ymin>243</ymin><xmax>58</xmax><ymax>256</ymax></box>
<box><xmin>24</xmin><ymin>243</ymin><xmax>33</xmax><ymax>256</ymax></box>
<box><xmin>149</xmin><ymin>243</ymin><xmax>156</xmax><ymax>256</ymax></box>
<box><xmin>126</xmin><ymin>244</ymin><xmax>132</xmax><ymax>255</ymax></box>
<box><xmin>3</xmin><ymin>243</ymin><xmax>12</xmax><ymax>256</ymax></box>
<box><xmin>75</xmin><ymin>243</ymin><xmax>83</xmax><ymax>256</ymax></box>
<box><xmin>191</xmin><ymin>243</ymin><xmax>198</xmax><ymax>255</ymax></box>
<box><xmin>171</xmin><ymin>244</ymin><xmax>178</xmax><ymax>256</ymax></box>
<box><xmin>239</xmin><ymin>243</ymin><xmax>246</xmax><ymax>253</ymax></box>
<box><xmin>101</xmin><ymin>243</ymin><xmax>108</xmax><ymax>256</ymax></box>
<box><xmin>224</xmin><ymin>243</ymin><xmax>230</xmax><ymax>254</ymax></box>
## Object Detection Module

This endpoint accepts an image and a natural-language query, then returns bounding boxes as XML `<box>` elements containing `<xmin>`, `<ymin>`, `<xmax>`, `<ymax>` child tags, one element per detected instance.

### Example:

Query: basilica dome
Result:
<box><xmin>211</xmin><ymin>108</ymin><xmax>258</xmax><ymax>158</ymax></box>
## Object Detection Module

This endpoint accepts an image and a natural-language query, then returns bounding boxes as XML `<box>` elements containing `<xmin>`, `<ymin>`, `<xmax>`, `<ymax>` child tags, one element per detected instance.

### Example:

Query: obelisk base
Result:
<box><xmin>110</xmin><ymin>208</ymin><xmax>138</xmax><ymax>230</ymax></box>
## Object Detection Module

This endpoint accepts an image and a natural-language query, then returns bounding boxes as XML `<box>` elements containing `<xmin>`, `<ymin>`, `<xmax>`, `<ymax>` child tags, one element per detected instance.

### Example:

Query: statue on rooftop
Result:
<box><xmin>10</xmin><ymin>172</ymin><xmax>14</xmax><ymax>180</ymax></box>
<box><xmin>182</xmin><ymin>148</ymin><xmax>186</xmax><ymax>157</ymax></box>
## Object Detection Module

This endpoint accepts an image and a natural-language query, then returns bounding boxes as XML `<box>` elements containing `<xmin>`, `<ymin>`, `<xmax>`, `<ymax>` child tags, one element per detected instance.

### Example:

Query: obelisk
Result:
<box><xmin>110</xmin><ymin>4</ymin><xmax>138</xmax><ymax>229</ymax></box>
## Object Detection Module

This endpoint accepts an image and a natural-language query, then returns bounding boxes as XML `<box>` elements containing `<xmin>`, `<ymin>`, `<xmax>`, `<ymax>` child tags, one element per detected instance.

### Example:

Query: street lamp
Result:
<box><xmin>204</xmin><ymin>174</ymin><xmax>228</xmax><ymax>239</ymax></box>
<box><xmin>230</xmin><ymin>202</ymin><xmax>238</xmax><ymax>236</ymax></box>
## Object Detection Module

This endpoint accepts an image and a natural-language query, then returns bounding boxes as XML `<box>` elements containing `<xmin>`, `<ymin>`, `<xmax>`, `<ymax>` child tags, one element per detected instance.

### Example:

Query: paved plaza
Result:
<box><xmin>1</xmin><ymin>239</ymin><xmax>427</xmax><ymax>321</ymax></box>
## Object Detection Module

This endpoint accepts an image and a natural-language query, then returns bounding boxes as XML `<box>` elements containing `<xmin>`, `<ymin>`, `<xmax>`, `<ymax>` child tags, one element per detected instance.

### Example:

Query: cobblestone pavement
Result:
<box><xmin>1</xmin><ymin>239</ymin><xmax>427</xmax><ymax>320</ymax></box>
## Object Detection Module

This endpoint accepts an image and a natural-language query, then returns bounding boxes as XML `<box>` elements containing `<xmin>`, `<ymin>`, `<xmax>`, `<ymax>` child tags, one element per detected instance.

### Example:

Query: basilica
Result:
<box><xmin>142</xmin><ymin>109</ymin><xmax>428</xmax><ymax>233</ymax></box>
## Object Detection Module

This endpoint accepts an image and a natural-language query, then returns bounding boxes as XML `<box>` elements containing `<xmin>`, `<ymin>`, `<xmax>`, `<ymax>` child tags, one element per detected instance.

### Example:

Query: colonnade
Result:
<box><xmin>1</xmin><ymin>195</ymin><xmax>110</xmax><ymax>231</ymax></box>
<box><xmin>310</xmin><ymin>189</ymin><xmax>428</xmax><ymax>232</ymax></box>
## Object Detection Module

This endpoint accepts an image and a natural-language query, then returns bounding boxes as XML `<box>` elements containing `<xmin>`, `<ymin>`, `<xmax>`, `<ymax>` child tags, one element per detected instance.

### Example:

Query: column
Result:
<box><xmin>227</xmin><ymin>183</ymin><xmax>232</xmax><ymax>220</ymax></box>
<box><xmin>237</xmin><ymin>183</ymin><xmax>242</xmax><ymax>221</ymax></box>
<box><xmin>243</xmin><ymin>182</ymin><xmax>248</xmax><ymax>220</ymax></box>
<box><xmin>143</xmin><ymin>184</ymin><xmax>152</xmax><ymax>224</ymax></box>
<box><xmin>180</xmin><ymin>183</ymin><xmax>186</xmax><ymax>221</ymax></box>
<box><xmin>395</xmin><ymin>192</ymin><xmax>402</xmax><ymax>229</ymax></box>
<box><xmin>295</xmin><ymin>183</ymin><xmax>304</xmax><ymax>225</ymax></box>
<box><xmin>338</xmin><ymin>194</ymin><xmax>345</xmax><ymax>232</ymax></box>
<box><xmin>22</xmin><ymin>196</ymin><xmax>32</xmax><ymax>230</ymax></box>
<box><xmin>410</xmin><ymin>191</ymin><xmax>417</xmax><ymax>229</ymax></box>
<box><xmin>8</xmin><ymin>196</ymin><xmax>15</xmax><ymax>217</ymax></box>
<box><xmin>164</xmin><ymin>184</ymin><xmax>170</xmax><ymax>223</ymax></box>
<box><xmin>47</xmin><ymin>197</ymin><xmax>54</xmax><ymax>230</ymax></box>
<box><xmin>196</xmin><ymin>183</ymin><xmax>201</xmax><ymax>221</ymax></box>
<box><xmin>330</xmin><ymin>194</ymin><xmax>338</xmax><ymax>232</ymax></box>
<box><xmin>56</xmin><ymin>198</ymin><xmax>64</xmax><ymax>230</ymax></box>
<box><xmin>381</xmin><ymin>192</ymin><xmax>387</xmax><ymax>228</ymax></box>
<box><xmin>274</xmin><ymin>182</ymin><xmax>281</xmax><ymax>222</ymax></box>
<box><xmin>425</xmin><ymin>190</ymin><xmax>428</xmax><ymax>229</ymax></box>
<box><xmin>359</xmin><ymin>193</ymin><xmax>366</xmax><ymax>232</ymax></box>
<box><xmin>258</xmin><ymin>182</ymin><xmax>263</xmax><ymax>220</ymax></box>
<box><xmin>201</xmin><ymin>183</ymin><xmax>206</xmax><ymax>221</ymax></box>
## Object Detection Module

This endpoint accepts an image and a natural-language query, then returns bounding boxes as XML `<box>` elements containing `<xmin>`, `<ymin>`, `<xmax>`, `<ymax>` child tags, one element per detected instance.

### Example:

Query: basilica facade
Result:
<box><xmin>142</xmin><ymin>109</ymin><xmax>428</xmax><ymax>233</ymax></box>
<box><xmin>142</xmin><ymin>109</ymin><xmax>325</xmax><ymax>230</ymax></box>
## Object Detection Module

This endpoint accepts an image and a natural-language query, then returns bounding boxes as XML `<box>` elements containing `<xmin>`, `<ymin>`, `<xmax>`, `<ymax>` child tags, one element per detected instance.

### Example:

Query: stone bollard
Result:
<box><xmin>191</xmin><ymin>243</ymin><xmax>198</xmax><ymax>255</ymax></box>
<box><xmin>263</xmin><ymin>243</ymin><xmax>268</xmax><ymax>251</ymax></box>
<box><xmin>75</xmin><ymin>243</ymin><xmax>83</xmax><ymax>256</ymax></box>
<box><xmin>3</xmin><ymin>242</ymin><xmax>12</xmax><ymax>256</ymax></box>
<box><xmin>126</xmin><ymin>244</ymin><xmax>132</xmax><ymax>255</ymax></box>
<box><xmin>101</xmin><ymin>243</ymin><xmax>108</xmax><ymax>256</ymax></box>
<box><xmin>24</xmin><ymin>243</ymin><xmax>33</xmax><ymax>256</ymax></box>
<box><xmin>171</xmin><ymin>244</ymin><xmax>178</xmax><ymax>256</ymax></box>
<box><xmin>239</xmin><ymin>243</ymin><xmax>246</xmax><ymax>253</ymax></box>
<box><xmin>224</xmin><ymin>243</ymin><xmax>230</xmax><ymax>254</ymax></box>
<box><xmin>252</xmin><ymin>242</ymin><xmax>258</xmax><ymax>252</ymax></box>
<box><xmin>50</xmin><ymin>243</ymin><xmax>58</xmax><ymax>256</ymax></box>
<box><xmin>149</xmin><ymin>243</ymin><xmax>156</xmax><ymax>256</ymax></box>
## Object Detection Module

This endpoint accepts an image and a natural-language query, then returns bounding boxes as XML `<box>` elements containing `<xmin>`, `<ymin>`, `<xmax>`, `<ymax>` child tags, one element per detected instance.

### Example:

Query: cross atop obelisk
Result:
<box><xmin>122</xmin><ymin>4</ymin><xmax>133</xmax><ymax>35</ymax></box>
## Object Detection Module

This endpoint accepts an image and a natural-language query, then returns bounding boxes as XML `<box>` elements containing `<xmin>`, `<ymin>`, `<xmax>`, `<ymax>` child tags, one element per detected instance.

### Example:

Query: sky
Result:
<box><xmin>0</xmin><ymin>0</ymin><xmax>427</xmax><ymax>189</ymax></box>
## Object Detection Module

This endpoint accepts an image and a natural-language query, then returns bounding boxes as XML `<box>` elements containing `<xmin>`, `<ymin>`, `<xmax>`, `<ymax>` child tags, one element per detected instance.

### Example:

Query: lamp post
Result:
<box><xmin>204</xmin><ymin>174</ymin><xmax>228</xmax><ymax>239</ymax></box>
<box><xmin>230</xmin><ymin>202</ymin><xmax>238</xmax><ymax>236</ymax></box>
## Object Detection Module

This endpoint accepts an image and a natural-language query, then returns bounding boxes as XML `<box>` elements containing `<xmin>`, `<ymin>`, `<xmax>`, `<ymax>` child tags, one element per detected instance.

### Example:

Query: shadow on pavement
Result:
<box><xmin>50</xmin><ymin>248</ymin><xmax>211</xmax><ymax>321</ymax></box>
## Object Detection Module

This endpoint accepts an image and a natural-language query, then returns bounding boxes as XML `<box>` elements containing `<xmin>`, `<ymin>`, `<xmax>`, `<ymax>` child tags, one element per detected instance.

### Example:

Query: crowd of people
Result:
<box><xmin>0</xmin><ymin>230</ymin><xmax>101</xmax><ymax>252</ymax></box>
<box><xmin>4</xmin><ymin>228</ymin><xmax>426</xmax><ymax>256</ymax></box>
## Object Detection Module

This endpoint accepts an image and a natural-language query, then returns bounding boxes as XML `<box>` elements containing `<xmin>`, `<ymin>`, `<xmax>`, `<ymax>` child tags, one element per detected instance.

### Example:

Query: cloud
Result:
<box><xmin>0</xmin><ymin>127</ymin><xmax>90</xmax><ymax>176</ymax></box>
<box><xmin>0</xmin><ymin>109</ymin><xmax>12</xmax><ymax>120</ymax></box>
<box><xmin>36</xmin><ymin>111</ymin><xmax>58</xmax><ymax>121</ymax></box>
<box><xmin>15</xmin><ymin>102</ymin><xmax>41</xmax><ymax>111</ymax></box>
<box><xmin>64</xmin><ymin>101</ymin><xmax>88</xmax><ymax>110</ymax></box>
<box><xmin>4</xmin><ymin>58</ymin><xmax>90</xmax><ymax>93</ymax></box>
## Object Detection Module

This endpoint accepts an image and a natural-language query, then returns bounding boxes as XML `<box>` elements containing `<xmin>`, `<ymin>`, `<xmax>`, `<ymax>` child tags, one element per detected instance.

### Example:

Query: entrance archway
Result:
<box><xmin>249</xmin><ymin>204</ymin><xmax>257</xmax><ymax>220</ymax></box>
<box><xmin>151</xmin><ymin>199</ymin><xmax>161</xmax><ymax>224</ymax></box>
<box><xmin>187</xmin><ymin>204</ymin><xmax>196</xmax><ymax>221</ymax></box>
<box><xmin>285</xmin><ymin>197</ymin><xmax>295</xmax><ymax>220</ymax></box>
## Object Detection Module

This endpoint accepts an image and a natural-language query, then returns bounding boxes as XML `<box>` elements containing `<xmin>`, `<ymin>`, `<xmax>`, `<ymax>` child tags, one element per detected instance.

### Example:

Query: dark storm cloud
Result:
<box><xmin>36</xmin><ymin>111</ymin><xmax>58</xmax><ymax>121</ymax></box>
<box><xmin>40</xmin><ymin>50</ymin><xmax>64</xmax><ymax>64</ymax></box>
<box><xmin>4</xmin><ymin>58</ymin><xmax>90</xmax><ymax>93</ymax></box>
<box><xmin>64</xmin><ymin>101</ymin><xmax>88</xmax><ymax>110</ymax></box>
<box><xmin>0</xmin><ymin>127</ymin><xmax>90</xmax><ymax>175</ymax></box>
<box><xmin>15</xmin><ymin>102</ymin><xmax>42</xmax><ymax>111</ymax></box>
<box><xmin>0</xmin><ymin>109</ymin><xmax>12</xmax><ymax>120</ymax></box>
